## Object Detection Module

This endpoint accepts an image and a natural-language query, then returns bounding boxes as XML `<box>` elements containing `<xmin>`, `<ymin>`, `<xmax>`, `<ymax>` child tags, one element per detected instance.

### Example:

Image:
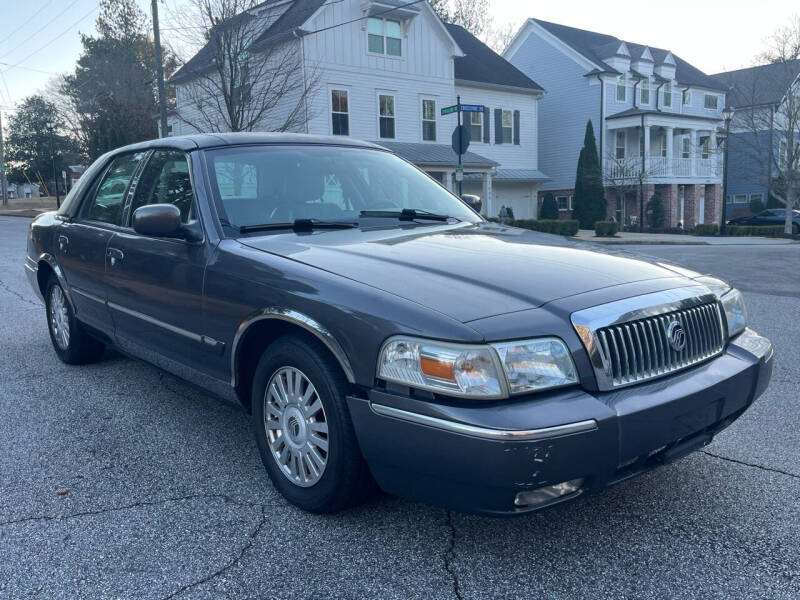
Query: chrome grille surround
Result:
<box><xmin>571</xmin><ymin>286</ymin><xmax>727</xmax><ymax>391</ymax></box>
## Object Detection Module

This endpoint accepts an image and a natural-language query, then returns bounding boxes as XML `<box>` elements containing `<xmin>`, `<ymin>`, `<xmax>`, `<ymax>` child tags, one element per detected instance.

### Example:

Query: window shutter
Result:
<box><xmin>513</xmin><ymin>110</ymin><xmax>520</xmax><ymax>145</ymax></box>
<box><xmin>494</xmin><ymin>109</ymin><xmax>503</xmax><ymax>144</ymax></box>
<box><xmin>482</xmin><ymin>106</ymin><xmax>490</xmax><ymax>143</ymax></box>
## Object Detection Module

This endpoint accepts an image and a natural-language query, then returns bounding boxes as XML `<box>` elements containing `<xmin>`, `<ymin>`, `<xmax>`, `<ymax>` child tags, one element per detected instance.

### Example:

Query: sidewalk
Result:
<box><xmin>0</xmin><ymin>196</ymin><xmax>60</xmax><ymax>218</ymax></box>
<box><xmin>573</xmin><ymin>229</ymin><xmax>797</xmax><ymax>245</ymax></box>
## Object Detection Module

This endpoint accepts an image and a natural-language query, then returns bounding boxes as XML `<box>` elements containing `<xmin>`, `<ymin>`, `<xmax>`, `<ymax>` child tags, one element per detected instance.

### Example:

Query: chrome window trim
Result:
<box><xmin>370</xmin><ymin>403</ymin><xmax>598</xmax><ymax>441</ymax></box>
<box><xmin>230</xmin><ymin>307</ymin><xmax>356</xmax><ymax>387</ymax></box>
<box><xmin>571</xmin><ymin>286</ymin><xmax>727</xmax><ymax>391</ymax></box>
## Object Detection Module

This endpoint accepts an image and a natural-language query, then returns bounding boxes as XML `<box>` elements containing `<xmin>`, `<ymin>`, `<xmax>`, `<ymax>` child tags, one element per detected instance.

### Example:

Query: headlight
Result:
<box><xmin>694</xmin><ymin>276</ymin><xmax>747</xmax><ymax>338</ymax></box>
<box><xmin>377</xmin><ymin>336</ymin><xmax>577</xmax><ymax>399</ymax></box>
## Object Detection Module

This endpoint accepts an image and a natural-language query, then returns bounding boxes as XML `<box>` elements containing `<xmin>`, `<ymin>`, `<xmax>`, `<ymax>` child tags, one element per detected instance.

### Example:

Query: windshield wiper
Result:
<box><xmin>359</xmin><ymin>208</ymin><xmax>459</xmax><ymax>222</ymax></box>
<box><xmin>238</xmin><ymin>219</ymin><xmax>359</xmax><ymax>234</ymax></box>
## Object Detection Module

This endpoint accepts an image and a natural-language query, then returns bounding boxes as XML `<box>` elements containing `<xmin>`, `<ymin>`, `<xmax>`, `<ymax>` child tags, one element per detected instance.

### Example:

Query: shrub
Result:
<box><xmin>726</xmin><ymin>225</ymin><xmax>785</xmax><ymax>237</ymax></box>
<box><xmin>693</xmin><ymin>223</ymin><xmax>719</xmax><ymax>236</ymax></box>
<box><xmin>540</xmin><ymin>194</ymin><xmax>558</xmax><ymax>220</ymax></box>
<box><xmin>646</xmin><ymin>193</ymin><xmax>666</xmax><ymax>229</ymax></box>
<box><xmin>572</xmin><ymin>120</ymin><xmax>605</xmax><ymax>229</ymax></box>
<box><xmin>594</xmin><ymin>221</ymin><xmax>618</xmax><ymax>237</ymax></box>
<box><xmin>749</xmin><ymin>196</ymin><xmax>766</xmax><ymax>214</ymax></box>
<box><xmin>513</xmin><ymin>219</ymin><xmax>579</xmax><ymax>236</ymax></box>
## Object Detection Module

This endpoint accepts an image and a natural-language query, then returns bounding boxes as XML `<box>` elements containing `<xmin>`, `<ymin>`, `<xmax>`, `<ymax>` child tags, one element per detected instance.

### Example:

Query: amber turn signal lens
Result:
<box><xmin>419</xmin><ymin>356</ymin><xmax>455</xmax><ymax>381</ymax></box>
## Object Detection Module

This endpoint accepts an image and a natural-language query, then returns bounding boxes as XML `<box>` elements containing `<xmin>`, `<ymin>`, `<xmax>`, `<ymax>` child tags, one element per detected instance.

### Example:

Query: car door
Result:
<box><xmin>104</xmin><ymin>149</ymin><xmax>216</xmax><ymax>370</ymax></box>
<box><xmin>56</xmin><ymin>151</ymin><xmax>146</xmax><ymax>335</ymax></box>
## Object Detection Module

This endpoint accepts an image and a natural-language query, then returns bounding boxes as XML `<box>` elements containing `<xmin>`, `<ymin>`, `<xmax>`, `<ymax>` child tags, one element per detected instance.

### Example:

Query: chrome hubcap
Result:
<box><xmin>49</xmin><ymin>285</ymin><xmax>70</xmax><ymax>350</ymax></box>
<box><xmin>264</xmin><ymin>366</ymin><xmax>329</xmax><ymax>487</ymax></box>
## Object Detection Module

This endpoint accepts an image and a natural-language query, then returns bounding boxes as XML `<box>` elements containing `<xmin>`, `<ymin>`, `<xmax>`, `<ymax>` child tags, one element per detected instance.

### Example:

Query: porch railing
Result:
<box><xmin>604</xmin><ymin>157</ymin><xmax>720</xmax><ymax>180</ymax></box>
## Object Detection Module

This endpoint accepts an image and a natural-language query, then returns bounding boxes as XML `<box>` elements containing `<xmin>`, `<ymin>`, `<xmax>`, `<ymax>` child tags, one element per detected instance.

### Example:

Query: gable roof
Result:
<box><xmin>711</xmin><ymin>60</ymin><xmax>800</xmax><ymax>109</ymax></box>
<box><xmin>169</xmin><ymin>0</ymin><xmax>326</xmax><ymax>84</ymax></box>
<box><xmin>444</xmin><ymin>23</ymin><xmax>544</xmax><ymax>93</ymax></box>
<box><xmin>528</xmin><ymin>19</ymin><xmax>725</xmax><ymax>91</ymax></box>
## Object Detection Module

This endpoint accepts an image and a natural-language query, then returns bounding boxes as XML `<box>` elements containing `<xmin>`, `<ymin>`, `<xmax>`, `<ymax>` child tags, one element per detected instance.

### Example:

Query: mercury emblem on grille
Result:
<box><xmin>666</xmin><ymin>320</ymin><xmax>687</xmax><ymax>352</ymax></box>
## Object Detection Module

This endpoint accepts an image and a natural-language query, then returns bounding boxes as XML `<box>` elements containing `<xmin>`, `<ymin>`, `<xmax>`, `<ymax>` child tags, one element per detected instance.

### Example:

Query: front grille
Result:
<box><xmin>596</xmin><ymin>301</ymin><xmax>725</xmax><ymax>387</ymax></box>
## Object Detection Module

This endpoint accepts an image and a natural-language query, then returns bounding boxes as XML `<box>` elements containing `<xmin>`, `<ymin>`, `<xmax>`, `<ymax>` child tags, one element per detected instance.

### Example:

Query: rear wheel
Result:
<box><xmin>251</xmin><ymin>335</ymin><xmax>373</xmax><ymax>513</ymax></box>
<box><xmin>45</xmin><ymin>277</ymin><xmax>105</xmax><ymax>365</ymax></box>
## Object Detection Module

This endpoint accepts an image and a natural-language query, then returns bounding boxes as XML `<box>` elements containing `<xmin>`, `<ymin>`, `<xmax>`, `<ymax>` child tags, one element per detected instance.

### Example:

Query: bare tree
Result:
<box><xmin>171</xmin><ymin>0</ymin><xmax>318</xmax><ymax>134</ymax></box>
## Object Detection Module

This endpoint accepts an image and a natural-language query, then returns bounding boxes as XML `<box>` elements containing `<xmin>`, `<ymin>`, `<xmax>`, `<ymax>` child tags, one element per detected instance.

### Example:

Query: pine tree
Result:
<box><xmin>572</xmin><ymin>120</ymin><xmax>606</xmax><ymax>229</ymax></box>
<box><xmin>540</xmin><ymin>193</ymin><xmax>558</xmax><ymax>219</ymax></box>
<box><xmin>646</xmin><ymin>193</ymin><xmax>666</xmax><ymax>229</ymax></box>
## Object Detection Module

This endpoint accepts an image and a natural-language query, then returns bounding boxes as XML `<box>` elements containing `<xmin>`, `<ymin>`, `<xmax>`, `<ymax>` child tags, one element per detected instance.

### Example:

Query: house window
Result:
<box><xmin>660</xmin><ymin>135</ymin><xmax>667</xmax><ymax>158</ymax></box>
<box><xmin>640</xmin><ymin>79</ymin><xmax>650</xmax><ymax>105</ymax></box>
<box><xmin>422</xmin><ymin>99</ymin><xmax>436</xmax><ymax>141</ymax></box>
<box><xmin>368</xmin><ymin>18</ymin><xmax>402</xmax><ymax>56</ymax></box>
<box><xmin>733</xmin><ymin>194</ymin><xmax>748</xmax><ymax>204</ymax></box>
<box><xmin>682</xmin><ymin>89</ymin><xmax>691</xmax><ymax>105</ymax></box>
<box><xmin>663</xmin><ymin>82</ymin><xmax>672</xmax><ymax>107</ymax></box>
<box><xmin>701</xmin><ymin>137</ymin><xmax>710</xmax><ymax>159</ymax></box>
<box><xmin>331</xmin><ymin>89</ymin><xmax>349</xmax><ymax>135</ymax></box>
<box><xmin>704</xmin><ymin>94</ymin><xmax>718</xmax><ymax>110</ymax></box>
<box><xmin>379</xmin><ymin>94</ymin><xmax>395</xmax><ymax>139</ymax></box>
<box><xmin>616</xmin><ymin>75</ymin><xmax>626</xmax><ymax>102</ymax></box>
<box><xmin>556</xmin><ymin>196</ymin><xmax>571</xmax><ymax>211</ymax></box>
<box><xmin>470</xmin><ymin>111</ymin><xmax>482</xmax><ymax>142</ymax></box>
<box><xmin>501</xmin><ymin>110</ymin><xmax>512</xmax><ymax>143</ymax></box>
<box><xmin>750</xmin><ymin>193</ymin><xmax>763</xmax><ymax>204</ymax></box>
<box><xmin>616</xmin><ymin>130</ymin><xmax>626</xmax><ymax>159</ymax></box>
<box><xmin>682</xmin><ymin>137</ymin><xmax>691</xmax><ymax>159</ymax></box>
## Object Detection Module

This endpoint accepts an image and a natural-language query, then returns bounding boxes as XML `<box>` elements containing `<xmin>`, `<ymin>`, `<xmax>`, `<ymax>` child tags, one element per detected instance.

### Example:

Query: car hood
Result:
<box><xmin>238</xmin><ymin>222</ymin><xmax>691</xmax><ymax>323</ymax></box>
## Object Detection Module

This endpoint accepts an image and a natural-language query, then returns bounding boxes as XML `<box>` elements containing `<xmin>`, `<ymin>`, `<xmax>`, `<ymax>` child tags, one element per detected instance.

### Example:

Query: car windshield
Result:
<box><xmin>205</xmin><ymin>145</ymin><xmax>481</xmax><ymax>231</ymax></box>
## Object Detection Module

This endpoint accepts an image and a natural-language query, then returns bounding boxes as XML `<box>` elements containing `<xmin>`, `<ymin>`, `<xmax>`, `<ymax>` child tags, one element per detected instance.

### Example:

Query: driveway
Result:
<box><xmin>1</xmin><ymin>217</ymin><xmax>798</xmax><ymax>599</ymax></box>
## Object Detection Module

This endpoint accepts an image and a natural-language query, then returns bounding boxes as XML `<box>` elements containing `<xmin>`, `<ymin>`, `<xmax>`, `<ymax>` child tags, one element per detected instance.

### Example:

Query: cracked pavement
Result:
<box><xmin>1</xmin><ymin>216</ymin><xmax>798</xmax><ymax>599</ymax></box>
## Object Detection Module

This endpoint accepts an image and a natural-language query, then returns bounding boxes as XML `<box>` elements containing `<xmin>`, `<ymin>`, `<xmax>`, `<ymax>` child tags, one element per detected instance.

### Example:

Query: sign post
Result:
<box><xmin>441</xmin><ymin>98</ymin><xmax>483</xmax><ymax>196</ymax></box>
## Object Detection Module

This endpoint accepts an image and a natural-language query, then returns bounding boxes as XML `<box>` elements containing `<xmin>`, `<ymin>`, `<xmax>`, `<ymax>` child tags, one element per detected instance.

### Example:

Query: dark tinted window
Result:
<box><xmin>82</xmin><ymin>152</ymin><xmax>145</xmax><ymax>225</ymax></box>
<box><xmin>130</xmin><ymin>150</ymin><xmax>195</xmax><ymax>222</ymax></box>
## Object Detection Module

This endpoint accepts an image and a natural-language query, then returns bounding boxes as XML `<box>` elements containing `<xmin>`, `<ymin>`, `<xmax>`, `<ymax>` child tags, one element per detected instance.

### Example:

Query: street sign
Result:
<box><xmin>441</xmin><ymin>105</ymin><xmax>459</xmax><ymax>116</ymax></box>
<box><xmin>459</xmin><ymin>104</ymin><xmax>484</xmax><ymax>113</ymax></box>
<box><xmin>451</xmin><ymin>125</ymin><xmax>471</xmax><ymax>155</ymax></box>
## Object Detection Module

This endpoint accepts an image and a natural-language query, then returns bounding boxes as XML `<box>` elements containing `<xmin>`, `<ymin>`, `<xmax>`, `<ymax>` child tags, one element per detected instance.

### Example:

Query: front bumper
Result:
<box><xmin>347</xmin><ymin>328</ymin><xmax>773</xmax><ymax>516</ymax></box>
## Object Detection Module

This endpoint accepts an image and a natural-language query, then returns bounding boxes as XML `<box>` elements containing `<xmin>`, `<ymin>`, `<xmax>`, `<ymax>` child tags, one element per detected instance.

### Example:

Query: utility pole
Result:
<box><xmin>152</xmin><ymin>0</ymin><xmax>169</xmax><ymax>138</ymax></box>
<box><xmin>1</xmin><ymin>110</ymin><xmax>8</xmax><ymax>207</ymax></box>
<box><xmin>48</xmin><ymin>125</ymin><xmax>60</xmax><ymax>207</ymax></box>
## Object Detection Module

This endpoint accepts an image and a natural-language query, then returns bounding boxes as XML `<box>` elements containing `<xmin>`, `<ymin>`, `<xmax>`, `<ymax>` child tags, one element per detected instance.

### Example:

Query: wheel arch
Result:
<box><xmin>232</xmin><ymin>308</ymin><xmax>356</xmax><ymax>412</ymax></box>
<box><xmin>37</xmin><ymin>254</ymin><xmax>74</xmax><ymax>311</ymax></box>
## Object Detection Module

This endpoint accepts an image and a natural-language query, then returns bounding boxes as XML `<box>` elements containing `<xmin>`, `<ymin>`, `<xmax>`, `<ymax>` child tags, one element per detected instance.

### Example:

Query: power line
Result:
<box><xmin>0</xmin><ymin>62</ymin><xmax>56</xmax><ymax>76</ymax></box>
<box><xmin>301</xmin><ymin>0</ymin><xmax>426</xmax><ymax>36</ymax></box>
<box><xmin>0</xmin><ymin>0</ymin><xmax>83</xmax><ymax>61</ymax></box>
<box><xmin>0</xmin><ymin>5</ymin><xmax>98</xmax><ymax>75</ymax></box>
<box><xmin>0</xmin><ymin>0</ymin><xmax>55</xmax><ymax>48</ymax></box>
<box><xmin>0</xmin><ymin>71</ymin><xmax>13</xmax><ymax>107</ymax></box>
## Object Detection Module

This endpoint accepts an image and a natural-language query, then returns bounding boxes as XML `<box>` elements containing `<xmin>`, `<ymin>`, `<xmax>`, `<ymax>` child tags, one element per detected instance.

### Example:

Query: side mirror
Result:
<box><xmin>132</xmin><ymin>204</ymin><xmax>183</xmax><ymax>238</ymax></box>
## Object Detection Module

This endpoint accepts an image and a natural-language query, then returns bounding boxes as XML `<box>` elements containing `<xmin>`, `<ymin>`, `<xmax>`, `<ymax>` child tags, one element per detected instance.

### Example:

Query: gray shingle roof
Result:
<box><xmin>445</xmin><ymin>23</ymin><xmax>544</xmax><ymax>93</ymax></box>
<box><xmin>711</xmin><ymin>60</ymin><xmax>800</xmax><ymax>109</ymax></box>
<box><xmin>375</xmin><ymin>141</ymin><xmax>498</xmax><ymax>168</ymax></box>
<box><xmin>531</xmin><ymin>19</ymin><xmax>726</xmax><ymax>92</ymax></box>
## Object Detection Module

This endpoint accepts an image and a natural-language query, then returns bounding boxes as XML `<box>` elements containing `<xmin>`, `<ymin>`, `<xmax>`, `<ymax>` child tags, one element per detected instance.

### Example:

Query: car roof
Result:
<box><xmin>106</xmin><ymin>132</ymin><xmax>383</xmax><ymax>157</ymax></box>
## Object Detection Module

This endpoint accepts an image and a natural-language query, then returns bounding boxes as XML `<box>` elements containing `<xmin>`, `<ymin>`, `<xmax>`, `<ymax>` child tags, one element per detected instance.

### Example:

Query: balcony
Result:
<box><xmin>604</xmin><ymin>156</ymin><xmax>720</xmax><ymax>181</ymax></box>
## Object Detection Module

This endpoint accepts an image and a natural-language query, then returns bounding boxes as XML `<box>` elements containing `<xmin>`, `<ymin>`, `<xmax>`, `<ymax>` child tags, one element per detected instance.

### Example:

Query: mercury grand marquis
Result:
<box><xmin>25</xmin><ymin>133</ymin><xmax>774</xmax><ymax>515</ymax></box>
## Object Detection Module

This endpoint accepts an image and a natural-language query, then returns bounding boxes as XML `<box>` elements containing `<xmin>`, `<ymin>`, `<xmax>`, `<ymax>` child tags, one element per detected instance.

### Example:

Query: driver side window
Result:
<box><xmin>82</xmin><ymin>152</ymin><xmax>145</xmax><ymax>225</ymax></box>
<box><xmin>130</xmin><ymin>150</ymin><xmax>195</xmax><ymax>222</ymax></box>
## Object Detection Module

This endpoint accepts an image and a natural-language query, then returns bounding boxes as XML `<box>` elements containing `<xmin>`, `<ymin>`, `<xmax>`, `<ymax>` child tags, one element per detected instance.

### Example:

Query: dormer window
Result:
<box><xmin>616</xmin><ymin>75</ymin><xmax>626</xmax><ymax>102</ymax></box>
<box><xmin>368</xmin><ymin>17</ymin><xmax>402</xmax><ymax>56</ymax></box>
<box><xmin>640</xmin><ymin>79</ymin><xmax>650</xmax><ymax>105</ymax></box>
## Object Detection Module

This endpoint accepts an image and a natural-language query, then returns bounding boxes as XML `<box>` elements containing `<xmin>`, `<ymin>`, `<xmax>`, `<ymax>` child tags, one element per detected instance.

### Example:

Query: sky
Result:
<box><xmin>0</xmin><ymin>0</ymin><xmax>797</xmax><ymax>111</ymax></box>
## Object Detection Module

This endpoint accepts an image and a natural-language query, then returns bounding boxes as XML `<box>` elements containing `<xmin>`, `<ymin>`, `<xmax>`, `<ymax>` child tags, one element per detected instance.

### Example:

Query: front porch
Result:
<box><xmin>607</xmin><ymin>182</ymin><xmax>723</xmax><ymax>230</ymax></box>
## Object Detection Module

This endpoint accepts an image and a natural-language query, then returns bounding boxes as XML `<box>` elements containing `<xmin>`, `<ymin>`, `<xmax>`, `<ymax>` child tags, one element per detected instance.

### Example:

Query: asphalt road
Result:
<box><xmin>1</xmin><ymin>216</ymin><xmax>798</xmax><ymax>599</ymax></box>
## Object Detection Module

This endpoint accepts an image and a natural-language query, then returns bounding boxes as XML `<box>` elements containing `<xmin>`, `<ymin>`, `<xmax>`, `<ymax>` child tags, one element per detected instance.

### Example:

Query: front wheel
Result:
<box><xmin>45</xmin><ymin>277</ymin><xmax>105</xmax><ymax>364</ymax></box>
<box><xmin>251</xmin><ymin>335</ymin><xmax>373</xmax><ymax>513</ymax></box>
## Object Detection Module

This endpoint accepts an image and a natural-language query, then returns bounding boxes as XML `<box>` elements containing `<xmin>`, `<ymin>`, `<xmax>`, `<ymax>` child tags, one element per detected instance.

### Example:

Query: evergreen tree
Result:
<box><xmin>646</xmin><ymin>193</ymin><xmax>666</xmax><ymax>229</ymax></box>
<box><xmin>572</xmin><ymin>120</ymin><xmax>606</xmax><ymax>229</ymax></box>
<box><xmin>540</xmin><ymin>193</ymin><xmax>558</xmax><ymax>219</ymax></box>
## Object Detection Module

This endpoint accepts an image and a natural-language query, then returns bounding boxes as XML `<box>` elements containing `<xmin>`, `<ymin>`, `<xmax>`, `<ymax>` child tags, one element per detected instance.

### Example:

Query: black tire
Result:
<box><xmin>251</xmin><ymin>335</ymin><xmax>373</xmax><ymax>513</ymax></box>
<box><xmin>44</xmin><ymin>277</ymin><xmax>105</xmax><ymax>365</ymax></box>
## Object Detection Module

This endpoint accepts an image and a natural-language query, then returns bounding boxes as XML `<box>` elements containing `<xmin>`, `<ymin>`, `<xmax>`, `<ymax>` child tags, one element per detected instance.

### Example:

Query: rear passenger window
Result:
<box><xmin>82</xmin><ymin>152</ymin><xmax>145</xmax><ymax>225</ymax></box>
<box><xmin>131</xmin><ymin>151</ymin><xmax>195</xmax><ymax>222</ymax></box>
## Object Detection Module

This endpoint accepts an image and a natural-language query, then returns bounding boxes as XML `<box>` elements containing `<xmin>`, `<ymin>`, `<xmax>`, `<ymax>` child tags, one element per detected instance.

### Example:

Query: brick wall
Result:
<box><xmin>705</xmin><ymin>184</ymin><xmax>722</xmax><ymax>224</ymax></box>
<box><xmin>683</xmin><ymin>185</ymin><xmax>697</xmax><ymax>229</ymax></box>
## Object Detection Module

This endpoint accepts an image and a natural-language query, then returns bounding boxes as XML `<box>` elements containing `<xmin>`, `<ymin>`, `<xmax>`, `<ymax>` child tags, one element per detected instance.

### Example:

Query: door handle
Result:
<box><xmin>107</xmin><ymin>247</ymin><xmax>124</xmax><ymax>266</ymax></box>
<box><xmin>58</xmin><ymin>235</ymin><xmax>69</xmax><ymax>252</ymax></box>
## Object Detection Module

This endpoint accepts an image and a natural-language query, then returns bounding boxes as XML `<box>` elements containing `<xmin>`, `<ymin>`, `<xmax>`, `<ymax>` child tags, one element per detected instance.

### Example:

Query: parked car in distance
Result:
<box><xmin>727</xmin><ymin>208</ymin><xmax>800</xmax><ymax>234</ymax></box>
<box><xmin>25</xmin><ymin>133</ymin><xmax>774</xmax><ymax>515</ymax></box>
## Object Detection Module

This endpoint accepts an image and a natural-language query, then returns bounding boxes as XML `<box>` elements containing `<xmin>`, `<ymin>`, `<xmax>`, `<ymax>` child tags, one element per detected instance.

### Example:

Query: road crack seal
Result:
<box><xmin>702</xmin><ymin>450</ymin><xmax>800</xmax><ymax>479</ymax></box>
<box><xmin>0</xmin><ymin>276</ymin><xmax>41</xmax><ymax>308</ymax></box>
<box><xmin>161</xmin><ymin>505</ymin><xmax>267</xmax><ymax>599</ymax></box>
<box><xmin>443</xmin><ymin>510</ymin><xmax>464</xmax><ymax>600</ymax></box>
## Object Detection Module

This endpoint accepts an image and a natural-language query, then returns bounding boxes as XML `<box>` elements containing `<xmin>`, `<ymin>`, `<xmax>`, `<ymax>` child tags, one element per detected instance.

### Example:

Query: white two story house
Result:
<box><xmin>505</xmin><ymin>18</ymin><xmax>728</xmax><ymax>228</ymax></box>
<box><xmin>168</xmin><ymin>0</ymin><xmax>547</xmax><ymax>218</ymax></box>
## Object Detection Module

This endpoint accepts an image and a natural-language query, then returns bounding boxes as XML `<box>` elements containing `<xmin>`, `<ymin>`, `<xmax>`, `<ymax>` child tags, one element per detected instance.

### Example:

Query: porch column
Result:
<box><xmin>643</xmin><ymin>123</ymin><xmax>651</xmax><ymax>171</ymax></box>
<box><xmin>482</xmin><ymin>171</ymin><xmax>494</xmax><ymax>217</ymax></box>
<box><xmin>665</xmin><ymin>127</ymin><xmax>674</xmax><ymax>175</ymax></box>
<box><xmin>689</xmin><ymin>129</ymin><xmax>697</xmax><ymax>176</ymax></box>
<box><xmin>444</xmin><ymin>170</ymin><xmax>455</xmax><ymax>193</ymax></box>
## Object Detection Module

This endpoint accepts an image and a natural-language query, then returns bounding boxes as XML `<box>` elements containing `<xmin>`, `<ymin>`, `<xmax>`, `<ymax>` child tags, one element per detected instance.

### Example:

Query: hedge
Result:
<box><xmin>726</xmin><ymin>225</ymin><xmax>785</xmax><ymax>237</ymax></box>
<box><xmin>594</xmin><ymin>221</ymin><xmax>618</xmax><ymax>237</ymax></box>
<box><xmin>693</xmin><ymin>223</ymin><xmax>719</xmax><ymax>236</ymax></box>
<box><xmin>513</xmin><ymin>219</ymin><xmax>580</xmax><ymax>236</ymax></box>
